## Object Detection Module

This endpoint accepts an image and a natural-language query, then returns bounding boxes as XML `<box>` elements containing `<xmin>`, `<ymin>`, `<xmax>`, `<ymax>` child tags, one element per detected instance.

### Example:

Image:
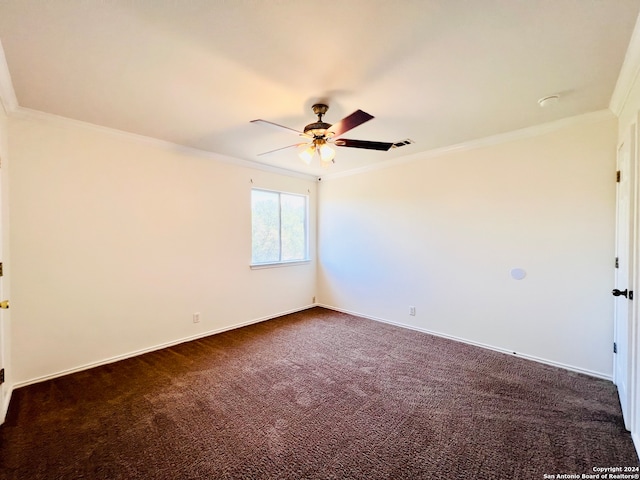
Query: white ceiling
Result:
<box><xmin>0</xmin><ymin>0</ymin><xmax>638</xmax><ymax>177</ymax></box>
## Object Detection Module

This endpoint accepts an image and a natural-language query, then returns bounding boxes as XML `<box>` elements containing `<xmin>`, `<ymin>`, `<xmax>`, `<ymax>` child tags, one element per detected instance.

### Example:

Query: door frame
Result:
<box><xmin>630</xmin><ymin>115</ymin><xmax>640</xmax><ymax>447</ymax></box>
<box><xmin>0</xmin><ymin>111</ymin><xmax>7</xmax><ymax>424</ymax></box>
<box><xmin>614</xmin><ymin>124</ymin><xmax>635</xmax><ymax>430</ymax></box>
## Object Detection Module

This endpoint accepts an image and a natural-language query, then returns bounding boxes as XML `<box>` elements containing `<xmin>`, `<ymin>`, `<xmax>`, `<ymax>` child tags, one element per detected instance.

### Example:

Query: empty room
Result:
<box><xmin>0</xmin><ymin>1</ymin><xmax>639</xmax><ymax>478</ymax></box>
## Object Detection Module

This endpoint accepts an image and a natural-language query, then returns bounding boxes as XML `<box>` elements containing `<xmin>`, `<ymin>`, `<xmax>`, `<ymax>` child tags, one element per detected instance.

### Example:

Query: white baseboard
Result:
<box><xmin>633</xmin><ymin>432</ymin><xmax>640</xmax><ymax>460</ymax></box>
<box><xmin>0</xmin><ymin>386</ymin><xmax>12</xmax><ymax>425</ymax></box>
<box><xmin>318</xmin><ymin>304</ymin><xmax>613</xmax><ymax>381</ymax></box>
<box><xmin>13</xmin><ymin>304</ymin><xmax>316</xmax><ymax>389</ymax></box>
<box><xmin>14</xmin><ymin>303</ymin><xmax>612</xmax><ymax>388</ymax></box>
<box><xmin>5</xmin><ymin>303</ymin><xmax>635</xmax><ymax>457</ymax></box>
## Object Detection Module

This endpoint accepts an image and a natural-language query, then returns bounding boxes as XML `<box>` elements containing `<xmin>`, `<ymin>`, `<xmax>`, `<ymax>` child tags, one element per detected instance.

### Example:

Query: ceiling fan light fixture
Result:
<box><xmin>254</xmin><ymin>103</ymin><xmax>395</xmax><ymax>169</ymax></box>
<box><xmin>298</xmin><ymin>144</ymin><xmax>316</xmax><ymax>165</ymax></box>
<box><xmin>319</xmin><ymin>143</ymin><xmax>335</xmax><ymax>163</ymax></box>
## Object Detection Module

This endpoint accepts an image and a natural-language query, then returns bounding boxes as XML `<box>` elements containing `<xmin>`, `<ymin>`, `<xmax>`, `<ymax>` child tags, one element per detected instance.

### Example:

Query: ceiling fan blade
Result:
<box><xmin>334</xmin><ymin>139</ymin><xmax>394</xmax><ymax>151</ymax></box>
<box><xmin>327</xmin><ymin>110</ymin><xmax>374</xmax><ymax>137</ymax></box>
<box><xmin>251</xmin><ymin>119</ymin><xmax>307</xmax><ymax>136</ymax></box>
<box><xmin>257</xmin><ymin>142</ymin><xmax>309</xmax><ymax>156</ymax></box>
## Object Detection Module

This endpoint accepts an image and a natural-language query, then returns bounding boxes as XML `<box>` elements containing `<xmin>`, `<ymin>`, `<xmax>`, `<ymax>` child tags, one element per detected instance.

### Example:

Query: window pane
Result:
<box><xmin>281</xmin><ymin>194</ymin><xmax>307</xmax><ymax>261</ymax></box>
<box><xmin>251</xmin><ymin>189</ymin><xmax>308</xmax><ymax>265</ymax></box>
<box><xmin>251</xmin><ymin>190</ymin><xmax>280</xmax><ymax>264</ymax></box>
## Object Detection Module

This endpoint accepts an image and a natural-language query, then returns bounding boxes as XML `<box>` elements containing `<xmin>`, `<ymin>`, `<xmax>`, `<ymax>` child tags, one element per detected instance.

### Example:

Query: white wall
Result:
<box><xmin>7</xmin><ymin>108</ymin><xmax>618</xmax><ymax>384</ymax></box>
<box><xmin>9</xmin><ymin>113</ymin><xmax>317</xmax><ymax>385</ymax></box>
<box><xmin>318</xmin><ymin>114</ymin><xmax>617</xmax><ymax>378</ymax></box>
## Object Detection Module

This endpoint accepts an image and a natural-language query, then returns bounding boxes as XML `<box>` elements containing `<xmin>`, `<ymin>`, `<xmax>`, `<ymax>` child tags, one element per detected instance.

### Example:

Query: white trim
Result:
<box><xmin>9</xmin><ymin>106</ymin><xmax>317</xmax><ymax>181</ymax></box>
<box><xmin>0</xmin><ymin>387</ymin><xmax>12</xmax><ymax>425</ymax></box>
<box><xmin>318</xmin><ymin>304</ymin><xmax>613</xmax><ymax>381</ymax></box>
<box><xmin>610</xmin><ymin>12</ymin><xmax>640</xmax><ymax>116</ymax></box>
<box><xmin>4</xmin><ymin>104</ymin><xmax>615</xmax><ymax>185</ymax></box>
<box><xmin>0</xmin><ymin>29</ymin><xmax>616</xmax><ymax>185</ymax></box>
<box><xmin>0</xmin><ymin>40</ymin><xmax>13</xmax><ymax>426</ymax></box>
<box><xmin>627</xmin><ymin>115</ymin><xmax>640</xmax><ymax>437</ymax></box>
<box><xmin>250</xmin><ymin>260</ymin><xmax>311</xmax><ymax>269</ymax></box>
<box><xmin>0</xmin><ymin>31</ymin><xmax>615</xmax><ymax>186</ymax></box>
<box><xmin>321</xmin><ymin>110</ymin><xmax>616</xmax><ymax>180</ymax></box>
<box><xmin>0</xmin><ymin>40</ymin><xmax>18</xmax><ymax>114</ymax></box>
<box><xmin>13</xmin><ymin>304</ymin><xmax>315</xmax><ymax>389</ymax></box>
<box><xmin>631</xmin><ymin>115</ymin><xmax>640</xmax><ymax>458</ymax></box>
<box><xmin>0</xmin><ymin>41</ymin><xmax>313</xmax><ymax>181</ymax></box>
<box><xmin>633</xmin><ymin>432</ymin><xmax>640</xmax><ymax>459</ymax></box>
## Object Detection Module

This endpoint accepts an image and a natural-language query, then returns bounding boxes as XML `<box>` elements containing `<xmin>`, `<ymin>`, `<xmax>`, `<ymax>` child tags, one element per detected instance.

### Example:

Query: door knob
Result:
<box><xmin>612</xmin><ymin>289</ymin><xmax>628</xmax><ymax>298</ymax></box>
<box><xmin>0</xmin><ymin>300</ymin><xmax>8</xmax><ymax>309</ymax></box>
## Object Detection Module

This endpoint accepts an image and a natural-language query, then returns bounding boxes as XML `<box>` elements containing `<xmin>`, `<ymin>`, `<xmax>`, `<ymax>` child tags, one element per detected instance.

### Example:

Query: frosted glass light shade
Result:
<box><xmin>298</xmin><ymin>144</ymin><xmax>316</xmax><ymax>165</ymax></box>
<box><xmin>319</xmin><ymin>144</ymin><xmax>335</xmax><ymax>163</ymax></box>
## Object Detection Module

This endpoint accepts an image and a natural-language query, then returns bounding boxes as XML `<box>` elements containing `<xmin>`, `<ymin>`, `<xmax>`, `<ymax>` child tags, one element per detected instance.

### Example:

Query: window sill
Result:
<box><xmin>250</xmin><ymin>260</ymin><xmax>311</xmax><ymax>270</ymax></box>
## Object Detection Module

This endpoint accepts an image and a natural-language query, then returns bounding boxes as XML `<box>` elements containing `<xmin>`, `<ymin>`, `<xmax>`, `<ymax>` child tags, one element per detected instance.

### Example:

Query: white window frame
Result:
<box><xmin>250</xmin><ymin>188</ymin><xmax>310</xmax><ymax>268</ymax></box>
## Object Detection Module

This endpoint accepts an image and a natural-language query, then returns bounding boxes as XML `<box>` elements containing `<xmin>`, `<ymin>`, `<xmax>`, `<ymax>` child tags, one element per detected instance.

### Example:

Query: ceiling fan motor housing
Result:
<box><xmin>304</xmin><ymin>121</ymin><xmax>332</xmax><ymax>137</ymax></box>
<box><xmin>305</xmin><ymin>104</ymin><xmax>332</xmax><ymax>138</ymax></box>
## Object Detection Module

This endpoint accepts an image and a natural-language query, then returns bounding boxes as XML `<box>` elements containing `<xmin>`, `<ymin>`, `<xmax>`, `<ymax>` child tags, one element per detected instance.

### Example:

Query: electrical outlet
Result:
<box><xmin>193</xmin><ymin>312</ymin><xmax>201</xmax><ymax>323</ymax></box>
<box><xmin>409</xmin><ymin>306</ymin><xmax>416</xmax><ymax>316</ymax></box>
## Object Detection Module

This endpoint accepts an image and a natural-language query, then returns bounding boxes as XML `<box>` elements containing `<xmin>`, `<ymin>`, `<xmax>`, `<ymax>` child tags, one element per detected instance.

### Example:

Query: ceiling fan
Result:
<box><xmin>251</xmin><ymin>104</ymin><xmax>412</xmax><ymax>167</ymax></box>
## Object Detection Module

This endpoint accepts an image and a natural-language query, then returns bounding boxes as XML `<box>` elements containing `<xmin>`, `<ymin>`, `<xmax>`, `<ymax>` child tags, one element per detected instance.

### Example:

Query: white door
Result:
<box><xmin>0</xmin><ymin>152</ymin><xmax>5</xmax><ymax>422</ymax></box>
<box><xmin>0</xmin><ymin>153</ymin><xmax>5</xmax><ymax>422</ymax></box>
<box><xmin>614</xmin><ymin>128</ymin><xmax>635</xmax><ymax>431</ymax></box>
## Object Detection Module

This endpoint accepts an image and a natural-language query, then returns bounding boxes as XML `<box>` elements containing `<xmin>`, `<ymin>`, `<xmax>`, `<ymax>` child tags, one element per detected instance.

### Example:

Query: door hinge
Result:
<box><xmin>614</xmin><ymin>342</ymin><xmax>618</xmax><ymax>354</ymax></box>
<box><xmin>0</xmin><ymin>368</ymin><xmax>4</xmax><ymax>384</ymax></box>
<box><xmin>615</xmin><ymin>257</ymin><xmax>619</xmax><ymax>269</ymax></box>
<box><xmin>0</xmin><ymin>262</ymin><xmax>3</xmax><ymax>276</ymax></box>
<box><xmin>617</xmin><ymin>170</ymin><xmax>621</xmax><ymax>182</ymax></box>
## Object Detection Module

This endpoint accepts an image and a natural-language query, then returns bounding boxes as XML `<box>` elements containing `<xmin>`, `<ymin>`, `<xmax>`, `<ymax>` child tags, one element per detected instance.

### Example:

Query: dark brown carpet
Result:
<box><xmin>0</xmin><ymin>307</ymin><xmax>637</xmax><ymax>479</ymax></box>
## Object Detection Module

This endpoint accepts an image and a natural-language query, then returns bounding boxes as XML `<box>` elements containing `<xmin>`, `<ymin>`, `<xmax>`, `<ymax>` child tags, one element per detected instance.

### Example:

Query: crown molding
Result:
<box><xmin>321</xmin><ymin>109</ymin><xmax>615</xmax><ymax>181</ymax></box>
<box><xmin>11</xmin><ymin>106</ymin><xmax>317</xmax><ymax>181</ymax></box>
<box><xmin>0</xmin><ymin>39</ymin><xmax>18</xmax><ymax>115</ymax></box>
<box><xmin>0</xmin><ymin>39</ymin><xmax>314</xmax><ymax>181</ymax></box>
<box><xmin>5</xmin><ymin>103</ymin><xmax>615</xmax><ymax>185</ymax></box>
<box><xmin>610</xmin><ymin>12</ymin><xmax>640</xmax><ymax>115</ymax></box>
<box><xmin>0</xmin><ymin>36</ymin><xmax>616</xmax><ymax>184</ymax></box>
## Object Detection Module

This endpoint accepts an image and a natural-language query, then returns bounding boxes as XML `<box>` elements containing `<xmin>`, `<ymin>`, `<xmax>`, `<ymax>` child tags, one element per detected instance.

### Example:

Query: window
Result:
<box><xmin>251</xmin><ymin>189</ymin><xmax>309</xmax><ymax>266</ymax></box>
